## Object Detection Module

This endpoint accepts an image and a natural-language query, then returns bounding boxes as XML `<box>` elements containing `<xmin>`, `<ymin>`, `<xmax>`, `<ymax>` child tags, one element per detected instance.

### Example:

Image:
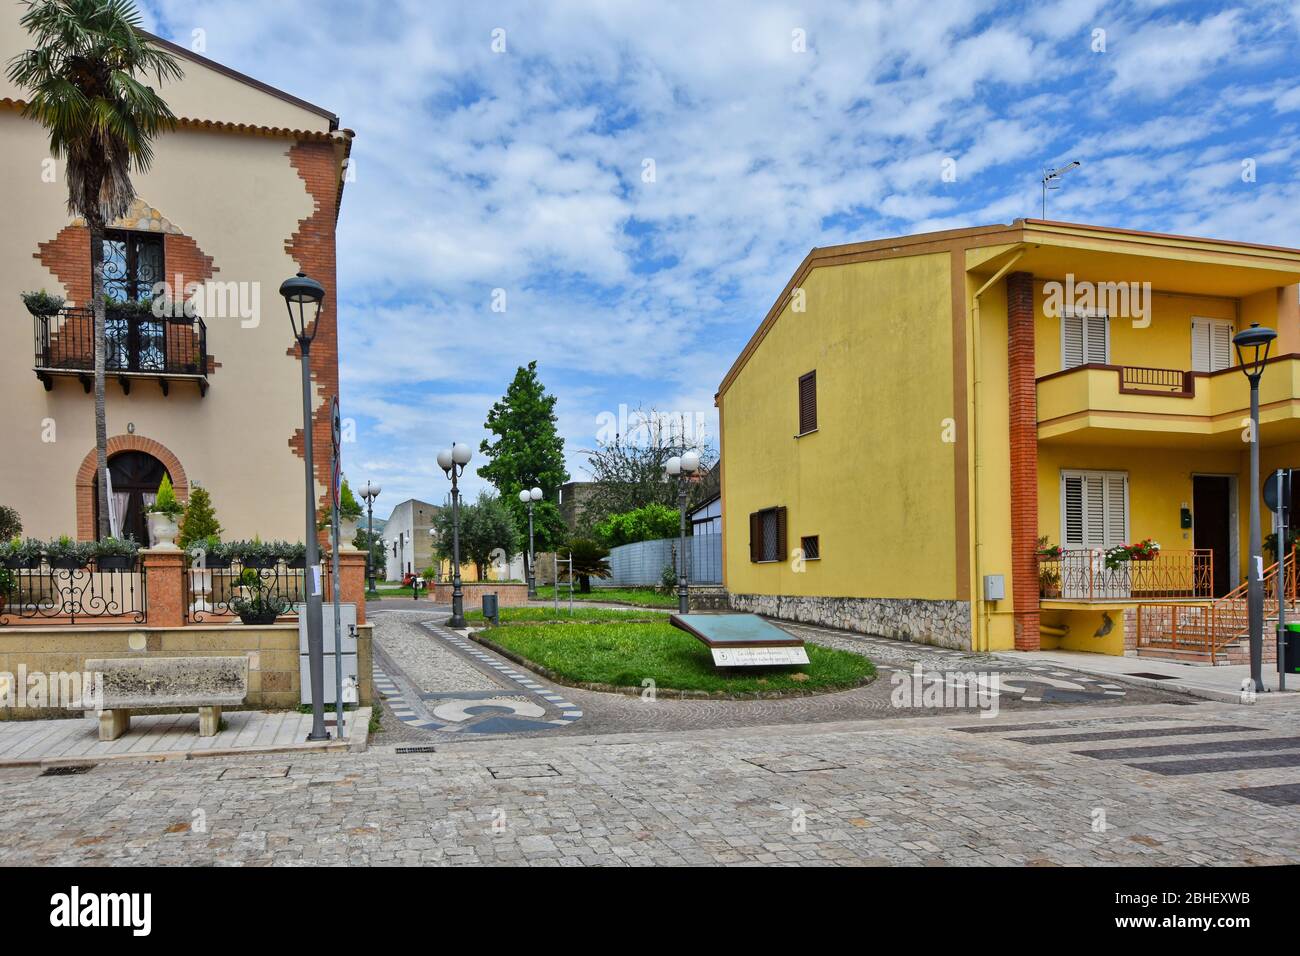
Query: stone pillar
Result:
<box><xmin>141</xmin><ymin>548</ymin><xmax>187</xmax><ymax>628</ymax></box>
<box><xmin>1007</xmin><ymin>271</ymin><xmax>1040</xmax><ymax>651</ymax></box>
<box><xmin>336</xmin><ymin>550</ymin><xmax>368</xmax><ymax>625</ymax></box>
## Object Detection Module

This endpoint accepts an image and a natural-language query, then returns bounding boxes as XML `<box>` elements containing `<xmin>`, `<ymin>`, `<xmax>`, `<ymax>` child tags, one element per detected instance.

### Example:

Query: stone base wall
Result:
<box><xmin>728</xmin><ymin>593</ymin><xmax>972</xmax><ymax>650</ymax></box>
<box><xmin>433</xmin><ymin>582</ymin><xmax>529</xmax><ymax>608</ymax></box>
<box><xmin>0</xmin><ymin>622</ymin><xmax>373</xmax><ymax>719</ymax></box>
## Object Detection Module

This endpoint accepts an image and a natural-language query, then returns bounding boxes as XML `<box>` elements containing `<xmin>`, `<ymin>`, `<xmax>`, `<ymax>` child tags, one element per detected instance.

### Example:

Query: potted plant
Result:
<box><xmin>338</xmin><ymin>481</ymin><xmax>363</xmax><ymax>545</ymax></box>
<box><xmin>278</xmin><ymin>541</ymin><xmax>308</xmax><ymax>572</ymax></box>
<box><xmin>1105</xmin><ymin>538</ymin><xmax>1160</xmax><ymax>569</ymax></box>
<box><xmin>94</xmin><ymin>536</ymin><xmax>139</xmax><ymax>571</ymax></box>
<box><xmin>20</xmin><ymin>290</ymin><xmax>65</xmax><ymax>317</ymax></box>
<box><xmin>144</xmin><ymin>475</ymin><xmax>184</xmax><ymax>549</ymax></box>
<box><xmin>198</xmin><ymin>536</ymin><xmax>233</xmax><ymax>570</ymax></box>
<box><xmin>230</xmin><ymin>581</ymin><xmax>291</xmax><ymax>626</ymax></box>
<box><xmin>46</xmin><ymin>536</ymin><xmax>94</xmax><ymax>570</ymax></box>
<box><xmin>231</xmin><ymin>539</ymin><xmax>276</xmax><ymax>570</ymax></box>
<box><xmin>0</xmin><ymin>537</ymin><xmax>43</xmax><ymax>570</ymax></box>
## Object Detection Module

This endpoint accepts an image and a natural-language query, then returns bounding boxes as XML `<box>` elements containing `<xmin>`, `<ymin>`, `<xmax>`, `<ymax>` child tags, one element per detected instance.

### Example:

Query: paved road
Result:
<box><xmin>0</xmin><ymin>699</ymin><xmax>1296</xmax><ymax>865</ymax></box>
<box><xmin>367</xmin><ymin>609</ymin><xmax>1189</xmax><ymax>743</ymax></box>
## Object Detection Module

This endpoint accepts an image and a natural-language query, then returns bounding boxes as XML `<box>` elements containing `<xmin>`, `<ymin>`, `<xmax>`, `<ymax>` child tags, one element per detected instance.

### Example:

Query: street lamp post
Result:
<box><xmin>438</xmin><ymin>443</ymin><xmax>473</xmax><ymax>628</ymax></box>
<box><xmin>519</xmin><ymin>486</ymin><xmax>542</xmax><ymax>597</ymax></box>
<box><xmin>280</xmin><ymin>271</ymin><xmax>329</xmax><ymax>741</ymax></box>
<box><xmin>665</xmin><ymin>451</ymin><xmax>700</xmax><ymax>614</ymax></box>
<box><xmin>361</xmin><ymin>480</ymin><xmax>381</xmax><ymax>594</ymax></box>
<box><xmin>1234</xmin><ymin>322</ymin><xmax>1278</xmax><ymax>693</ymax></box>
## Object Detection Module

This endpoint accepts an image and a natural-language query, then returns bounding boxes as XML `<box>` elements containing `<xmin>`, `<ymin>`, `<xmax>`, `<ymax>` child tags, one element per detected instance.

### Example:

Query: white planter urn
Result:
<box><xmin>338</xmin><ymin>516</ymin><xmax>360</xmax><ymax>549</ymax></box>
<box><xmin>146</xmin><ymin>512</ymin><xmax>180</xmax><ymax>549</ymax></box>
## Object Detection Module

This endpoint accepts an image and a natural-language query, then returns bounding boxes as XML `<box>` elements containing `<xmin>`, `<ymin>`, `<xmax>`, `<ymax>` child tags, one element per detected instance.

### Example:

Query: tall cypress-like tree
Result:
<box><xmin>478</xmin><ymin>362</ymin><xmax>569</xmax><ymax>562</ymax></box>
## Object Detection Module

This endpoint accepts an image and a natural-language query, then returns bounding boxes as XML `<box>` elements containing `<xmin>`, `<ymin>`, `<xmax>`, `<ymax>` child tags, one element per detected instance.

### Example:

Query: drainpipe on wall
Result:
<box><xmin>970</xmin><ymin>249</ymin><xmax>1026</xmax><ymax>652</ymax></box>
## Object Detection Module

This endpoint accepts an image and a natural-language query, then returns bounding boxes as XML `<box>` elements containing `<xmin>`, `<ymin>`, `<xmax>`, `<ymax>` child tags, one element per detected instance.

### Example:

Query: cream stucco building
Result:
<box><xmin>0</xmin><ymin>16</ymin><xmax>352</xmax><ymax>542</ymax></box>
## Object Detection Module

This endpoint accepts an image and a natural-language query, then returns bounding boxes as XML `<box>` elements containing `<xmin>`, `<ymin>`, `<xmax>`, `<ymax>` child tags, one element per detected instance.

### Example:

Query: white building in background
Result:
<box><xmin>382</xmin><ymin>498</ymin><xmax>439</xmax><ymax>582</ymax></box>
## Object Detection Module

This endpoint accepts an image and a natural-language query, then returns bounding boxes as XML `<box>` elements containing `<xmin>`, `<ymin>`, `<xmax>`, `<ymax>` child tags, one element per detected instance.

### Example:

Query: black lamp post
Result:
<box><xmin>438</xmin><ymin>443</ymin><xmax>473</xmax><ymax>628</ymax></box>
<box><xmin>665</xmin><ymin>451</ymin><xmax>701</xmax><ymax>613</ymax></box>
<box><xmin>1234</xmin><ymin>322</ymin><xmax>1277</xmax><ymax>693</ymax></box>
<box><xmin>280</xmin><ymin>271</ymin><xmax>329</xmax><ymax>741</ymax></box>
<box><xmin>361</xmin><ymin>480</ymin><xmax>380</xmax><ymax>593</ymax></box>
<box><xmin>518</xmin><ymin>486</ymin><xmax>542</xmax><ymax>597</ymax></box>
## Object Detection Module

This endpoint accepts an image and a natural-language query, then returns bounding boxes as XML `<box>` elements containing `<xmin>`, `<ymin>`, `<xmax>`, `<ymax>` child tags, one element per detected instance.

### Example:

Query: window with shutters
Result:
<box><xmin>1191</xmin><ymin>317</ymin><xmax>1235</xmax><ymax>373</ymax></box>
<box><xmin>797</xmin><ymin>371</ymin><xmax>817</xmax><ymax>435</ymax></box>
<box><xmin>1060</xmin><ymin>311</ymin><xmax>1109</xmax><ymax>370</ymax></box>
<box><xmin>748</xmin><ymin>506</ymin><xmax>787</xmax><ymax>562</ymax></box>
<box><xmin>1060</xmin><ymin>469</ymin><xmax>1128</xmax><ymax>548</ymax></box>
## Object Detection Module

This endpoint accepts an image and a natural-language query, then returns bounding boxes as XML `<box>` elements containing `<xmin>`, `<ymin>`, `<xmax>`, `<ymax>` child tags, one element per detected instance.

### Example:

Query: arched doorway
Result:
<box><xmin>75</xmin><ymin>435</ymin><xmax>188</xmax><ymax>541</ymax></box>
<box><xmin>98</xmin><ymin>451</ymin><xmax>171</xmax><ymax>544</ymax></box>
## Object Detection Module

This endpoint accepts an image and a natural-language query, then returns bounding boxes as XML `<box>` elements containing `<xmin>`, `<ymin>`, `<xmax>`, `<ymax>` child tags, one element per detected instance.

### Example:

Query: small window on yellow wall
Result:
<box><xmin>800</xmin><ymin>535</ymin><xmax>820</xmax><ymax>560</ymax></box>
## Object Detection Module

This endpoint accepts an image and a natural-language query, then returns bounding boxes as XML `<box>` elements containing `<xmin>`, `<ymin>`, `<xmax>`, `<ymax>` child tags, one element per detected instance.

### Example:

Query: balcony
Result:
<box><xmin>32</xmin><ymin>305</ymin><xmax>209</xmax><ymax>396</ymax></box>
<box><xmin>1038</xmin><ymin>548</ymin><xmax>1214</xmax><ymax>603</ymax></box>
<box><xmin>1036</xmin><ymin>355</ymin><xmax>1300</xmax><ymax>447</ymax></box>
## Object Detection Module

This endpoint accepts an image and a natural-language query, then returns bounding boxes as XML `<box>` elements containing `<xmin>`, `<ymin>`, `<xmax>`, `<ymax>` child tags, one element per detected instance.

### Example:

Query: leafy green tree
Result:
<box><xmin>595</xmin><ymin>503</ymin><xmax>681</xmax><ymax>547</ymax></box>
<box><xmin>0</xmin><ymin>506</ymin><xmax>21</xmax><ymax>542</ymax></box>
<box><xmin>178</xmin><ymin>486</ymin><xmax>221</xmax><ymax>549</ymax></box>
<box><xmin>580</xmin><ymin>407</ymin><xmax>716</xmax><ymax>531</ymax></box>
<box><xmin>477</xmin><ymin>362</ymin><xmax>569</xmax><ymax>574</ymax></box>
<box><xmin>433</xmin><ymin>492</ymin><xmax>521</xmax><ymax>579</ymax></box>
<box><xmin>9</xmin><ymin>0</ymin><xmax>183</xmax><ymax>537</ymax></box>
<box><xmin>566</xmin><ymin>538</ymin><xmax>612</xmax><ymax>593</ymax></box>
<box><xmin>355</xmin><ymin>528</ymin><xmax>386</xmax><ymax>579</ymax></box>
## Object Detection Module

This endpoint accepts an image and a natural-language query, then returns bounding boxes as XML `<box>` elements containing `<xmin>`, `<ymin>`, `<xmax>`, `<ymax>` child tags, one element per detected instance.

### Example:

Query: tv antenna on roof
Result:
<box><xmin>1041</xmin><ymin>161</ymin><xmax>1081</xmax><ymax>218</ymax></box>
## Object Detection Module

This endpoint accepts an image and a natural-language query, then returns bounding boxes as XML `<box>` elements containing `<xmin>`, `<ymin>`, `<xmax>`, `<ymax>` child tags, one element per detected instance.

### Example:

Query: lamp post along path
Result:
<box><xmin>520</xmin><ymin>486</ymin><xmax>542</xmax><ymax>597</ymax></box>
<box><xmin>280</xmin><ymin>272</ymin><xmax>329</xmax><ymax>741</ymax></box>
<box><xmin>666</xmin><ymin>452</ymin><xmax>700</xmax><ymax>614</ymax></box>
<box><xmin>1234</xmin><ymin>322</ymin><xmax>1277</xmax><ymax>693</ymax></box>
<box><xmin>361</xmin><ymin>481</ymin><xmax>381</xmax><ymax>594</ymax></box>
<box><xmin>439</xmin><ymin>443</ymin><xmax>473</xmax><ymax>628</ymax></box>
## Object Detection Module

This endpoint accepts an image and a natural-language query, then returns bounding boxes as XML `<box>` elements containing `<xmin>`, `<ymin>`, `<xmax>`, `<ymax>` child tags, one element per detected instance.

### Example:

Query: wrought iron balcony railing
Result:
<box><xmin>32</xmin><ymin>305</ymin><xmax>209</xmax><ymax>396</ymax></box>
<box><xmin>1038</xmin><ymin>548</ymin><xmax>1214</xmax><ymax>601</ymax></box>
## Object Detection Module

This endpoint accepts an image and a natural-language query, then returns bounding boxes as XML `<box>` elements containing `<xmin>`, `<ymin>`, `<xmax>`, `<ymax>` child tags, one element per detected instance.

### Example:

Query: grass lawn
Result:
<box><xmin>466</xmin><ymin>606</ymin><xmax>667</xmax><ymax>624</ymax></box>
<box><xmin>366</xmin><ymin>585</ymin><xmax>419</xmax><ymax>600</ymax></box>
<box><xmin>481</xmin><ymin>619</ymin><xmax>874</xmax><ymax>694</ymax></box>
<box><xmin>534</xmin><ymin>585</ymin><xmax>677</xmax><ymax>608</ymax></box>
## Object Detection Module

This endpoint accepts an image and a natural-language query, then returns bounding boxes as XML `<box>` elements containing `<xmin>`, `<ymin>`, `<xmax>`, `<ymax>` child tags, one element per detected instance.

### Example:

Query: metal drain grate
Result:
<box><xmin>396</xmin><ymin>746</ymin><xmax>438</xmax><ymax>754</ymax></box>
<box><xmin>1125</xmin><ymin>672</ymin><xmax>1179</xmax><ymax>680</ymax></box>
<box><xmin>40</xmin><ymin>765</ymin><xmax>93</xmax><ymax>776</ymax></box>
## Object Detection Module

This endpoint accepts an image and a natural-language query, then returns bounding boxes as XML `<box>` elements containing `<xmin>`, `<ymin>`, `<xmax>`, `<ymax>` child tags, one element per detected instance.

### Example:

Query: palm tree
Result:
<box><xmin>7</xmin><ymin>0</ymin><xmax>182</xmax><ymax>538</ymax></box>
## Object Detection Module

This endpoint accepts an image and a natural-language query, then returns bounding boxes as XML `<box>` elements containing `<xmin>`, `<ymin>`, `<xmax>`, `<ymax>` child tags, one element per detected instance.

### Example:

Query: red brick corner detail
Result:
<box><xmin>284</xmin><ymin>139</ymin><xmax>340</xmax><ymax>515</ymax></box>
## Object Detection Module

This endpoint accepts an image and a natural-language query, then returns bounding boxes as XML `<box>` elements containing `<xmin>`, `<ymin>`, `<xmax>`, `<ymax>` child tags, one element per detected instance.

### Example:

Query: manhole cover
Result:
<box><xmin>40</xmin><ymin>765</ymin><xmax>93</xmax><ymax>777</ymax></box>
<box><xmin>744</xmin><ymin>753</ymin><xmax>846</xmax><ymax>774</ymax></box>
<box><xmin>217</xmin><ymin>765</ymin><xmax>290</xmax><ymax>780</ymax></box>
<box><xmin>488</xmin><ymin>764</ymin><xmax>560</xmax><ymax>779</ymax></box>
<box><xmin>1126</xmin><ymin>672</ymin><xmax>1179</xmax><ymax>680</ymax></box>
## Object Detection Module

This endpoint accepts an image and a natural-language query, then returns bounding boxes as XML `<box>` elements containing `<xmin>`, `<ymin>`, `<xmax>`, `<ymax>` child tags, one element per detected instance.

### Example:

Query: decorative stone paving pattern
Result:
<box><xmin>0</xmin><ymin>701</ymin><xmax>1297</xmax><ymax>865</ymax></box>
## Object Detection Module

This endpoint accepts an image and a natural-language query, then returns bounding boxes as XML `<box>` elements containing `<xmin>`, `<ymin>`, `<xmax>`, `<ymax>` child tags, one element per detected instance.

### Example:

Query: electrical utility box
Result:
<box><xmin>296</xmin><ymin>602</ymin><xmax>359</xmax><ymax>705</ymax></box>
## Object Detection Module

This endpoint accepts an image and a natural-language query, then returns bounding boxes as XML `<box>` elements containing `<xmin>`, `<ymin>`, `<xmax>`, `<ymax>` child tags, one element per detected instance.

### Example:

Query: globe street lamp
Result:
<box><xmin>519</xmin><ymin>486</ymin><xmax>543</xmax><ymax>597</ymax></box>
<box><xmin>438</xmin><ymin>442</ymin><xmax>473</xmax><ymax>628</ymax></box>
<box><xmin>280</xmin><ymin>271</ymin><xmax>329</xmax><ymax>741</ymax></box>
<box><xmin>665</xmin><ymin>451</ymin><xmax>701</xmax><ymax>614</ymax></box>
<box><xmin>360</xmin><ymin>480</ymin><xmax>381</xmax><ymax>593</ymax></box>
<box><xmin>1234</xmin><ymin>322</ymin><xmax>1278</xmax><ymax>693</ymax></box>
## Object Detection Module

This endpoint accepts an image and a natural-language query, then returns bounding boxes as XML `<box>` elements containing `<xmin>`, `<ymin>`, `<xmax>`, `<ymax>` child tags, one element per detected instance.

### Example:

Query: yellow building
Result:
<box><xmin>717</xmin><ymin>220</ymin><xmax>1300</xmax><ymax>660</ymax></box>
<box><xmin>0</xmin><ymin>16</ymin><xmax>351</xmax><ymax>542</ymax></box>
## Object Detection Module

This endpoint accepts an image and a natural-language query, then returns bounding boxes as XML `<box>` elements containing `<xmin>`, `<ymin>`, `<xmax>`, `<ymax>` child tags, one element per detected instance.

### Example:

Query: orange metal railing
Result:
<box><xmin>1038</xmin><ymin>548</ymin><xmax>1213</xmax><ymax>602</ymax></box>
<box><xmin>1135</xmin><ymin>547</ymin><xmax>1299</xmax><ymax>662</ymax></box>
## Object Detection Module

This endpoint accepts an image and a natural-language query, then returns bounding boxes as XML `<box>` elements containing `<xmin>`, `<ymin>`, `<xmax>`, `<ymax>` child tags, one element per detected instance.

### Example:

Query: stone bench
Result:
<box><xmin>85</xmin><ymin>656</ymin><xmax>249</xmax><ymax>741</ymax></box>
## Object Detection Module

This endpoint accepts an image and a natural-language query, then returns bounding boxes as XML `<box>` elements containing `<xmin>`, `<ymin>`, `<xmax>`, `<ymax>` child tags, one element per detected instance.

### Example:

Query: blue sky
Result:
<box><xmin>137</xmin><ymin>0</ymin><xmax>1300</xmax><ymax>519</ymax></box>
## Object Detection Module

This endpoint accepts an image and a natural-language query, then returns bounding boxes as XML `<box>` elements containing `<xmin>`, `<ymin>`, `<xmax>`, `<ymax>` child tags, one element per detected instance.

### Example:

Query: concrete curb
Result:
<box><xmin>348</xmin><ymin>706</ymin><xmax>371</xmax><ymax>753</ymax></box>
<box><xmin>12</xmin><ymin>736</ymin><xmax>352</xmax><ymax>771</ymax></box>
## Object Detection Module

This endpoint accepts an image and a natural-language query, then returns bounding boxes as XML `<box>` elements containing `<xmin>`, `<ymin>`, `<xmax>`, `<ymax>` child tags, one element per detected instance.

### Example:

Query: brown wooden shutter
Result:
<box><xmin>798</xmin><ymin>371</ymin><xmax>817</xmax><ymax>434</ymax></box>
<box><xmin>749</xmin><ymin>511</ymin><xmax>760</xmax><ymax>562</ymax></box>
<box><xmin>775</xmin><ymin>507</ymin><xmax>787</xmax><ymax>561</ymax></box>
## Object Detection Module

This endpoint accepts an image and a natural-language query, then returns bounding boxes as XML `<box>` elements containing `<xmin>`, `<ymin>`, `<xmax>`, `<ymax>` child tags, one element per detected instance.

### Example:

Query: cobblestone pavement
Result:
<box><xmin>1</xmin><ymin>699</ymin><xmax>1297</xmax><ymax>865</ymax></box>
<box><xmin>367</xmin><ymin>609</ymin><xmax>1190</xmax><ymax>744</ymax></box>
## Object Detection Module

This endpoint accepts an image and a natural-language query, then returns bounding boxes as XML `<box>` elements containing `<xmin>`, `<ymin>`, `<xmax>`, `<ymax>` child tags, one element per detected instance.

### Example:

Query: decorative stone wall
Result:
<box><xmin>728</xmin><ymin>593</ymin><xmax>973</xmax><ymax>650</ymax></box>
<box><xmin>433</xmin><ymin>582</ymin><xmax>529</xmax><ymax>608</ymax></box>
<box><xmin>0</xmin><ymin>621</ymin><xmax>374</xmax><ymax>719</ymax></box>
